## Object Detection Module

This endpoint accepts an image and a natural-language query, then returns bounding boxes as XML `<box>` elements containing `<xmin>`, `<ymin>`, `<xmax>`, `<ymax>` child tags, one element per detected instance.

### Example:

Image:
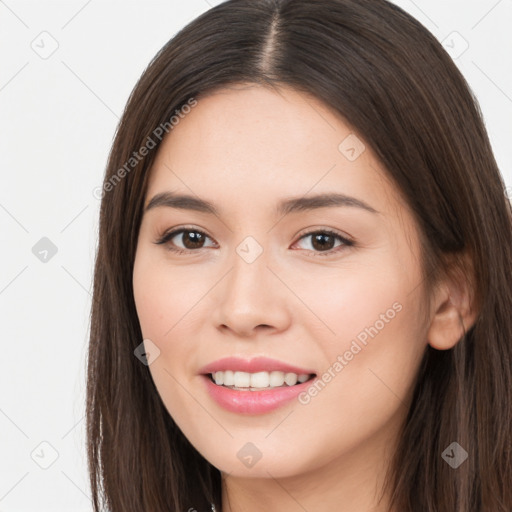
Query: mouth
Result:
<box><xmin>205</xmin><ymin>370</ymin><xmax>317</xmax><ymax>391</ymax></box>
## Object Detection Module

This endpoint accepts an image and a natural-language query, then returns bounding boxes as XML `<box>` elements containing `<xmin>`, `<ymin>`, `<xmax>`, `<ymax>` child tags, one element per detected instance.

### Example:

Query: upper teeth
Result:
<box><xmin>212</xmin><ymin>370</ymin><xmax>311</xmax><ymax>388</ymax></box>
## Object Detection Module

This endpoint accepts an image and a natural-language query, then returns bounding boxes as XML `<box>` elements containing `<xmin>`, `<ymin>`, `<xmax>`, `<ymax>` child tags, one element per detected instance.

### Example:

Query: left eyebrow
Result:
<box><xmin>143</xmin><ymin>191</ymin><xmax>379</xmax><ymax>217</ymax></box>
<box><xmin>276</xmin><ymin>192</ymin><xmax>379</xmax><ymax>216</ymax></box>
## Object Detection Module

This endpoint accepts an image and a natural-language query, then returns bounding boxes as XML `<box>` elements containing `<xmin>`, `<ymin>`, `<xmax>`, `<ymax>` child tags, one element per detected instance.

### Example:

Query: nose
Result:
<box><xmin>211</xmin><ymin>246</ymin><xmax>292</xmax><ymax>338</ymax></box>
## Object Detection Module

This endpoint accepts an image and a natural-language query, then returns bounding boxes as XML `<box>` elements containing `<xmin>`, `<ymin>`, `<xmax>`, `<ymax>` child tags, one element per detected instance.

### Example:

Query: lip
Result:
<box><xmin>198</xmin><ymin>356</ymin><xmax>317</xmax><ymax>415</ymax></box>
<box><xmin>200</xmin><ymin>374</ymin><xmax>316</xmax><ymax>414</ymax></box>
<box><xmin>198</xmin><ymin>356</ymin><xmax>316</xmax><ymax>376</ymax></box>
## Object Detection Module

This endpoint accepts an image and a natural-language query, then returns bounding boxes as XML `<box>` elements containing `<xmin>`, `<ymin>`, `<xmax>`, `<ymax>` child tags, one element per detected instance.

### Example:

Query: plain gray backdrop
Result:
<box><xmin>0</xmin><ymin>0</ymin><xmax>511</xmax><ymax>510</ymax></box>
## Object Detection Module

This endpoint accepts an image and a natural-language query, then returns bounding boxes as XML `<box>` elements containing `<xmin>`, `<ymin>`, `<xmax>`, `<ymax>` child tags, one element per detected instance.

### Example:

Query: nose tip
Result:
<box><xmin>219</xmin><ymin>322</ymin><xmax>273</xmax><ymax>336</ymax></box>
<box><xmin>212</xmin><ymin>255</ymin><xmax>291</xmax><ymax>338</ymax></box>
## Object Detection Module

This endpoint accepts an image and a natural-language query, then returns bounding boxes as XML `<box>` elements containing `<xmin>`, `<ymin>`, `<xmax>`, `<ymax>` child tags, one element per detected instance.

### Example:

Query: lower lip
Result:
<box><xmin>201</xmin><ymin>374</ymin><xmax>315</xmax><ymax>414</ymax></box>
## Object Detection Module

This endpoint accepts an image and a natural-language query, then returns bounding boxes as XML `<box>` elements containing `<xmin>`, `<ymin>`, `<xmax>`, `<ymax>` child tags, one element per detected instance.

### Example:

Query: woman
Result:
<box><xmin>86</xmin><ymin>0</ymin><xmax>512</xmax><ymax>510</ymax></box>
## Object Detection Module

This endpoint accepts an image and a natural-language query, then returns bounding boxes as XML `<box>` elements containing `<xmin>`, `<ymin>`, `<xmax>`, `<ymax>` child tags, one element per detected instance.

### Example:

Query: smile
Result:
<box><xmin>201</xmin><ymin>372</ymin><xmax>317</xmax><ymax>414</ymax></box>
<box><xmin>209</xmin><ymin>370</ymin><xmax>314</xmax><ymax>390</ymax></box>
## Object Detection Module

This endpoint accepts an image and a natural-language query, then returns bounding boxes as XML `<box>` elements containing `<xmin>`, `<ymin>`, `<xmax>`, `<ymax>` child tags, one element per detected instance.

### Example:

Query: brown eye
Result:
<box><xmin>155</xmin><ymin>228</ymin><xmax>216</xmax><ymax>254</ymax></box>
<box><xmin>294</xmin><ymin>229</ymin><xmax>354</xmax><ymax>256</ymax></box>
<box><xmin>311</xmin><ymin>232</ymin><xmax>336</xmax><ymax>251</ymax></box>
<box><xmin>175</xmin><ymin>230</ymin><xmax>207</xmax><ymax>249</ymax></box>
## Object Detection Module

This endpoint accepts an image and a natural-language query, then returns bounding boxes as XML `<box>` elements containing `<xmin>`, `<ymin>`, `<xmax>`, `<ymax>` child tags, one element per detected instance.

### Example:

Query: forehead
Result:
<box><xmin>145</xmin><ymin>84</ymin><xmax>406</xmax><ymax>222</ymax></box>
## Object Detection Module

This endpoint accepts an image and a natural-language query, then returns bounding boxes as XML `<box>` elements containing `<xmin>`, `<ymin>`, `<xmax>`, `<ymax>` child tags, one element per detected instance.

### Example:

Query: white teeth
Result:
<box><xmin>223</xmin><ymin>370</ymin><xmax>234</xmax><ymax>386</ymax></box>
<box><xmin>211</xmin><ymin>370</ymin><xmax>312</xmax><ymax>388</ymax></box>
<box><xmin>234</xmin><ymin>371</ymin><xmax>251</xmax><ymax>387</ymax></box>
<box><xmin>284</xmin><ymin>373</ymin><xmax>298</xmax><ymax>386</ymax></box>
<box><xmin>250</xmin><ymin>371</ymin><xmax>269</xmax><ymax>388</ymax></box>
<box><xmin>269</xmin><ymin>371</ymin><xmax>285</xmax><ymax>387</ymax></box>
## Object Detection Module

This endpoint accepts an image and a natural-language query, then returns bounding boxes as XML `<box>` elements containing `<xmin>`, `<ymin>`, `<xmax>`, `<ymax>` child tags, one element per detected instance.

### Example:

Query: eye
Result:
<box><xmin>154</xmin><ymin>226</ymin><xmax>354</xmax><ymax>256</ymax></box>
<box><xmin>154</xmin><ymin>227</ymin><xmax>217</xmax><ymax>254</ymax></box>
<box><xmin>292</xmin><ymin>229</ymin><xmax>354</xmax><ymax>256</ymax></box>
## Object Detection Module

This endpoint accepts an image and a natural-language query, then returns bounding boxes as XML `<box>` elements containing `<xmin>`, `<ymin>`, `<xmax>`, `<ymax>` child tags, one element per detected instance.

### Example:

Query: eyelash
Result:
<box><xmin>154</xmin><ymin>225</ymin><xmax>355</xmax><ymax>257</ymax></box>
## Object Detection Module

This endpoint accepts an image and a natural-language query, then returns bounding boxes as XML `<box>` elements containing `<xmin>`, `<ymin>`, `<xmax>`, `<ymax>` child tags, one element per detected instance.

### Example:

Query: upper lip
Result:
<box><xmin>199</xmin><ymin>356</ymin><xmax>316</xmax><ymax>376</ymax></box>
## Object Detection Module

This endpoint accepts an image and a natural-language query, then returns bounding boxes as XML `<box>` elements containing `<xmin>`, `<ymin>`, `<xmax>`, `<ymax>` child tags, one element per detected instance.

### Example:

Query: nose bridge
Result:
<box><xmin>213</xmin><ymin>235</ymin><xmax>290</xmax><ymax>334</ymax></box>
<box><xmin>226</xmin><ymin>238</ymin><xmax>272</xmax><ymax>308</ymax></box>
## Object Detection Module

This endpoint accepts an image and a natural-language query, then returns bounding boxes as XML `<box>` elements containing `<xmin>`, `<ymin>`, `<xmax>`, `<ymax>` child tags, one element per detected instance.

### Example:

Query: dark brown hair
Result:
<box><xmin>86</xmin><ymin>0</ymin><xmax>512</xmax><ymax>510</ymax></box>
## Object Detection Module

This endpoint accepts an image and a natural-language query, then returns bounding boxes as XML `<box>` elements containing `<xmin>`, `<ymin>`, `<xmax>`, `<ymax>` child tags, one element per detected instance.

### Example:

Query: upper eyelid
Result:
<box><xmin>157</xmin><ymin>226</ymin><xmax>353</xmax><ymax>247</ymax></box>
<box><xmin>158</xmin><ymin>226</ymin><xmax>216</xmax><ymax>244</ymax></box>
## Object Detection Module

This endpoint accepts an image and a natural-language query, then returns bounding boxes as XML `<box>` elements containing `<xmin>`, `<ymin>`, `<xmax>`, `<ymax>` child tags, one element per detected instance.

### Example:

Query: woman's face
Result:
<box><xmin>133</xmin><ymin>84</ymin><xmax>431</xmax><ymax>481</ymax></box>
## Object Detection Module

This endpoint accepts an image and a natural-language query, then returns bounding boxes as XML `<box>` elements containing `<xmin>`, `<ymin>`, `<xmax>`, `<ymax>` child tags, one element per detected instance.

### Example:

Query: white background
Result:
<box><xmin>0</xmin><ymin>0</ymin><xmax>511</xmax><ymax>510</ymax></box>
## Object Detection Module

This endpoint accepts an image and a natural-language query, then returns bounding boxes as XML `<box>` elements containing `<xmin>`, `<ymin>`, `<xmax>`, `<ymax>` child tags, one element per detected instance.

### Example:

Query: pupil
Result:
<box><xmin>312</xmin><ymin>233</ymin><xmax>333</xmax><ymax>251</ymax></box>
<box><xmin>183</xmin><ymin>231</ymin><xmax>204</xmax><ymax>249</ymax></box>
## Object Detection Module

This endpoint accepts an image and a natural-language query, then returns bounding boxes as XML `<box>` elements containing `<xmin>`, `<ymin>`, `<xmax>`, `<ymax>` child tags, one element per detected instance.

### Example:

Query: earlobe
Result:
<box><xmin>426</xmin><ymin>254</ymin><xmax>478</xmax><ymax>351</ymax></box>
<box><xmin>427</xmin><ymin>294</ymin><xmax>467</xmax><ymax>350</ymax></box>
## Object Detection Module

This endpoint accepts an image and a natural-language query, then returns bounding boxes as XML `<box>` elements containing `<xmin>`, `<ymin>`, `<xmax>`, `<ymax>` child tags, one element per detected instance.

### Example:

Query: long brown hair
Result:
<box><xmin>86</xmin><ymin>0</ymin><xmax>512</xmax><ymax>510</ymax></box>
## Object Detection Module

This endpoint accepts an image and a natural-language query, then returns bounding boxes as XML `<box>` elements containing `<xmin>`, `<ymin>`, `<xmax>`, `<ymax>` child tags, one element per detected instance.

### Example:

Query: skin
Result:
<box><xmin>132</xmin><ymin>84</ymin><xmax>476</xmax><ymax>512</ymax></box>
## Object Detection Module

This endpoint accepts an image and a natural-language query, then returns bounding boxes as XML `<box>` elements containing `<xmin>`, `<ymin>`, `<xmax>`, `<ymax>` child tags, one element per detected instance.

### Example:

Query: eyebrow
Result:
<box><xmin>144</xmin><ymin>191</ymin><xmax>379</xmax><ymax>217</ymax></box>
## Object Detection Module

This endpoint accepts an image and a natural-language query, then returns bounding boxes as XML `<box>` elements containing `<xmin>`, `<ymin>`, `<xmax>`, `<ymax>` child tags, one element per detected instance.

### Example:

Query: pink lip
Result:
<box><xmin>200</xmin><ymin>374</ymin><xmax>316</xmax><ymax>414</ymax></box>
<box><xmin>197</xmin><ymin>356</ymin><xmax>317</xmax><ymax>415</ymax></box>
<box><xmin>198</xmin><ymin>356</ymin><xmax>315</xmax><ymax>376</ymax></box>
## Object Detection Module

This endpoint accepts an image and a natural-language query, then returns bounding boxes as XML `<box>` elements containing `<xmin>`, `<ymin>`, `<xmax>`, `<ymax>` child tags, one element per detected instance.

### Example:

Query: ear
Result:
<box><xmin>427</xmin><ymin>251</ymin><xmax>478</xmax><ymax>350</ymax></box>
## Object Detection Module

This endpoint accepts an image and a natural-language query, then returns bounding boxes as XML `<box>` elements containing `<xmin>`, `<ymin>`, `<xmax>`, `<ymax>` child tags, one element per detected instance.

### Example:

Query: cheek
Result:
<box><xmin>291</xmin><ymin>279</ymin><xmax>425</xmax><ymax>470</ymax></box>
<box><xmin>133</xmin><ymin>253</ymin><xmax>203</xmax><ymax>427</ymax></box>
<box><xmin>132</xmin><ymin>250</ymin><xmax>210</xmax><ymax>385</ymax></box>
<box><xmin>289</xmin><ymin>255</ymin><xmax>410</xmax><ymax>343</ymax></box>
<box><xmin>302</xmin><ymin>250</ymin><xmax>426</xmax><ymax>401</ymax></box>
<box><xmin>133</xmin><ymin>249</ymin><xmax>206</xmax><ymax>340</ymax></box>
